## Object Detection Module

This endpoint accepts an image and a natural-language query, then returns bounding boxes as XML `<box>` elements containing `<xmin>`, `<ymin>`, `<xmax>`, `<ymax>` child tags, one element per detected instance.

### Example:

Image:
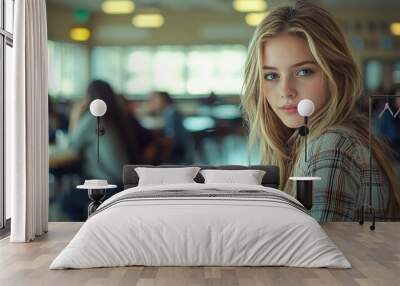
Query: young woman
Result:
<box><xmin>241</xmin><ymin>1</ymin><xmax>400</xmax><ymax>222</ymax></box>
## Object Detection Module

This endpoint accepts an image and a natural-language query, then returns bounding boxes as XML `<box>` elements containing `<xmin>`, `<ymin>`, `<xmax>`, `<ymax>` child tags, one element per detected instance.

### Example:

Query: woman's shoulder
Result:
<box><xmin>70</xmin><ymin>112</ymin><xmax>96</xmax><ymax>139</ymax></box>
<box><xmin>295</xmin><ymin>127</ymin><xmax>368</xmax><ymax>184</ymax></box>
<box><xmin>76</xmin><ymin>112</ymin><xmax>95</xmax><ymax>128</ymax></box>
<box><xmin>309</xmin><ymin>126</ymin><xmax>370</xmax><ymax>167</ymax></box>
<box><xmin>312</xmin><ymin>126</ymin><xmax>365</xmax><ymax>152</ymax></box>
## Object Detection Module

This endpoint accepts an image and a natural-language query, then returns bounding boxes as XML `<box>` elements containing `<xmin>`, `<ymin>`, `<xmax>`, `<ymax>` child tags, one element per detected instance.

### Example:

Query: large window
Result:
<box><xmin>91</xmin><ymin>46</ymin><xmax>187</xmax><ymax>96</ymax></box>
<box><xmin>364</xmin><ymin>59</ymin><xmax>400</xmax><ymax>93</ymax></box>
<box><xmin>48</xmin><ymin>43</ymin><xmax>247</xmax><ymax>99</ymax></box>
<box><xmin>186</xmin><ymin>46</ymin><xmax>245</xmax><ymax>95</ymax></box>
<box><xmin>91</xmin><ymin>46</ymin><xmax>124</xmax><ymax>94</ymax></box>
<box><xmin>48</xmin><ymin>40</ymin><xmax>89</xmax><ymax>98</ymax></box>
<box><xmin>1</xmin><ymin>0</ymin><xmax>14</xmax><ymax>230</ymax></box>
<box><xmin>91</xmin><ymin>45</ymin><xmax>246</xmax><ymax>98</ymax></box>
<box><xmin>393</xmin><ymin>61</ymin><xmax>400</xmax><ymax>85</ymax></box>
<box><xmin>365</xmin><ymin>60</ymin><xmax>384</xmax><ymax>92</ymax></box>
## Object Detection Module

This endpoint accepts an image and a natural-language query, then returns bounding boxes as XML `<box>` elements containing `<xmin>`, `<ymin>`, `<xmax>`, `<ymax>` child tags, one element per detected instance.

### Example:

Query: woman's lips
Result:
<box><xmin>280</xmin><ymin>107</ymin><xmax>298</xmax><ymax>114</ymax></box>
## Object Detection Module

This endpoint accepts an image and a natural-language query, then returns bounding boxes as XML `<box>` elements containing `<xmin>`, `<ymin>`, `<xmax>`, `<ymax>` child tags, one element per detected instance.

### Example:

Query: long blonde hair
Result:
<box><xmin>241</xmin><ymin>1</ymin><xmax>400</xmax><ymax>215</ymax></box>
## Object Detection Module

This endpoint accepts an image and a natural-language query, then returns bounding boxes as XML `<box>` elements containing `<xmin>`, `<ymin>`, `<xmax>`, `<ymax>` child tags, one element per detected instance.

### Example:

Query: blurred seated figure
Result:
<box><xmin>68</xmin><ymin>80</ymin><xmax>154</xmax><ymax>184</ymax></box>
<box><xmin>48</xmin><ymin>96</ymin><xmax>69</xmax><ymax>144</ymax></box>
<box><xmin>59</xmin><ymin>80</ymin><xmax>155</xmax><ymax>221</ymax></box>
<box><xmin>49</xmin><ymin>96</ymin><xmax>79</xmax><ymax>216</ymax></box>
<box><xmin>147</xmin><ymin>91</ymin><xmax>194</xmax><ymax>164</ymax></box>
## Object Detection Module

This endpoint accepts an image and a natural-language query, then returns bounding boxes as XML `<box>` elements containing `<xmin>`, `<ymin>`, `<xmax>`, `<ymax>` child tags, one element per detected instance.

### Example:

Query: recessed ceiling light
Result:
<box><xmin>233</xmin><ymin>0</ymin><xmax>267</xmax><ymax>13</ymax></box>
<box><xmin>70</xmin><ymin>27</ymin><xmax>91</xmax><ymax>41</ymax></box>
<box><xmin>102</xmin><ymin>0</ymin><xmax>135</xmax><ymax>14</ymax></box>
<box><xmin>390</xmin><ymin>22</ymin><xmax>400</xmax><ymax>36</ymax></box>
<box><xmin>132</xmin><ymin>14</ymin><xmax>164</xmax><ymax>28</ymax></box>
<box><xmin>245</xmin><ymin>12</ymin><xmax>268</xmax><ymax>26</ymax></box>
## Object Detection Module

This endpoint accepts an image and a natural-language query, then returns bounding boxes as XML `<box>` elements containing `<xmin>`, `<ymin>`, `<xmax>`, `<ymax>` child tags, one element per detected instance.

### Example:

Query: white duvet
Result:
<box><xmin>50</xmin><ymin>183</ymin><xmax>351</xmax><ymax>269</ymax></box>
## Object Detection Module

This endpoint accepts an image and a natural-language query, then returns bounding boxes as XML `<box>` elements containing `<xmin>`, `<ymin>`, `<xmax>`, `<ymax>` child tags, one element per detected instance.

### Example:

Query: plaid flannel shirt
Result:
<box><xmin>291</xmin><ymin>128</ymin><xmax>389</xmax><ymax>222</ymax></box>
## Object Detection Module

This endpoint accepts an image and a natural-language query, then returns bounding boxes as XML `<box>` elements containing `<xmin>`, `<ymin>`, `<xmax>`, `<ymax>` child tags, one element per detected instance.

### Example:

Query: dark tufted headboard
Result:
<box><xmin>123</xmin><ymin>165</ymin><xmax>280</xmax><ymax>189</ymax></box>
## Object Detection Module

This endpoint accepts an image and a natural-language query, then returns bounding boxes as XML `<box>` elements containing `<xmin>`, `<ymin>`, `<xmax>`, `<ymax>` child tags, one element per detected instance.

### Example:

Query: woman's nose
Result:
<box><xmin>279</xmin><ymin>76</ymin><xmax>297</xmax><ymax>99</ymax></box>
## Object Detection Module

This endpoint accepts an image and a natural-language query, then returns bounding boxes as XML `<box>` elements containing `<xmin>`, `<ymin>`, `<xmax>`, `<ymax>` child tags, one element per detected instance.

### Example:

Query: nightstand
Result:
<box><xmin>289</xmin><ymin>177</ymin><xmax>321</xmax><ymax>210</ymax></box>
<box><xmin>77</xmin><ymin>183</ymin><xmax>117</xmax><ymax>217</ymax></box>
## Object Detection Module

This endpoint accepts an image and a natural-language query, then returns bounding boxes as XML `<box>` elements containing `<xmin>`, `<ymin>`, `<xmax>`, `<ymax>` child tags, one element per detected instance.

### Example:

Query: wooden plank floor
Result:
<box><xmin>0</xmin><ymin>222</ymin><xmax>399</xmax><ymax>286</ymax></box>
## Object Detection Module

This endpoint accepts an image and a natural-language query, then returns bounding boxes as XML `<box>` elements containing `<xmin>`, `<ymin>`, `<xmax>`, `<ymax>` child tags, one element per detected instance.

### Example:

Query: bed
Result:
<box><xmin>50</xmin><ymin>165</ymin><xmax>350</xmax><ymax>269</ymax></box>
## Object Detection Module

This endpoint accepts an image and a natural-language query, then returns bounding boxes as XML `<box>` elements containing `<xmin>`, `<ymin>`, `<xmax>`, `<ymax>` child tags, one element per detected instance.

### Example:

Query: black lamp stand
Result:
<box><xmin>88</xmin><ymin>189</ymin><xmax>106</xmax><ymax>217</ymax></box>
<box><xmin>96</xmin><ymin>117</ymin><xmax>105</xmax><ymax>163</ymax></box>
<box><xmin>298</xmin><ymin>116</ymin><xmax>309</xmax><ymax>162</ymax></box>
<box><xmin>88</xmin><ymin>117</ymin><xmax>106</xmax><ymax>217</ymax></box>
<box><xmin>293</xmin><ymin>116</ymin><xmax>315</xmax><ymax>210</ymax></box>
<box><xmin>296</xmin><ymin>180</ymin><xmax>313</xmax><ymax>210</ymax></box>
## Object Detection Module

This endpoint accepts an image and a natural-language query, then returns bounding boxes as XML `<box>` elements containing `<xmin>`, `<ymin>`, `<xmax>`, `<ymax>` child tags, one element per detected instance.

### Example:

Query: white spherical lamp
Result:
<box><xmin>90</xmin><ymin>99</ymin><xmax>107</xmax><ymax>117</ymax></box>
<box><xmin>297</xmin><ymin>99</ymin><xmax>315</xmax><ymax>163</ymax></box>
<box><xmin>297</xmin><ymin>99</ymin><xmax>315</xmax><ymax>117</ymax></box>
<box><xmin>89</xmin><ymin>99</ymin><xmax>107</xmax><ymax>163</ymax></box>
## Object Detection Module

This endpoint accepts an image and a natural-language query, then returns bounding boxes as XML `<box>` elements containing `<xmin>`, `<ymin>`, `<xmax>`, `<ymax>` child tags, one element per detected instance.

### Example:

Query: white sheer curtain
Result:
<box><xmin>6</xmin><ymin>0</ymin><xmax>49</xmax><ymax>242</ymax></box>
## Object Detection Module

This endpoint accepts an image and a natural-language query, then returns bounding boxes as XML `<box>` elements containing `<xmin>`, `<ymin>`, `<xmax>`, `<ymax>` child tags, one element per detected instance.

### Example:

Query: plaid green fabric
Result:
<box><xmin>292</xmin><ymin>128</ymin><xmax>389</xmax><ymax>222</ymax></box>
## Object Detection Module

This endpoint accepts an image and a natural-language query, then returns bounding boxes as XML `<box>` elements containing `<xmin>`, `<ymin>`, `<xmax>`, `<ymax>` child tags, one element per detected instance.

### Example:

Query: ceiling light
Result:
<box><xmin>70</xmin><ymin>27</ymin><xmax>91</xmax><ymax>41</ymax></box>
<box><xmin>245</xmin><ymin>12</ymin><xmax>268</xmax><ymax>26</ymax></box>
<box><xmin>390</xmin><ymin>22</ymin><xmax>400</xmax><ymax>36</ymax></box>
<box><xmin>102</xmin><ymin>0</ymin><xmax>135</xmax><ymax>14</ymax></box>
<box><xmin>132</xmin><ymin>14</ymin><xmax>164</xmax><ymax>28</ymax></box>
<box><xmin>233</xmin><ymin>0</ymin><xmax>267</xmax><ymax>13</ymax></box>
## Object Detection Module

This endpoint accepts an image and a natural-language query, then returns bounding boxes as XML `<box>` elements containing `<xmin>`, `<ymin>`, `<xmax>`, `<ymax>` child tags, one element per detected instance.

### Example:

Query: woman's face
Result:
<box><xmin>262</xmin><ymin>34</ymin><xmax>329</xmax><ymax>128</ymax></box>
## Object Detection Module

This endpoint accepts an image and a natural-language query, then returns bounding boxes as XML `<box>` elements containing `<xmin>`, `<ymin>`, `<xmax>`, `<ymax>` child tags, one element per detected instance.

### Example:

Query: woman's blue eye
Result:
<box><xmin>297</xmin><ymin>68</ymin><xmax>314</xmax><ymax>77</ymax></box>
<box><xmin>264</xmin><ymin>73</ymin><xmax>279</xmax><ymax>81</ymax></box>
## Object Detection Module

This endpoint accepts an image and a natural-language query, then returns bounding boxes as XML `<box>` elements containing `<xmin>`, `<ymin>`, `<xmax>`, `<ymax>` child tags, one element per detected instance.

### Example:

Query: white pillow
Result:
<box><xmin>135</xmin><ymin>167</ymin><xmax>201</xmax><ymax>186</ymax></box>
<box><xmin>200</xmin><ymin>169</ymin><xmax>266</xmax><ymax>185</ymax></box>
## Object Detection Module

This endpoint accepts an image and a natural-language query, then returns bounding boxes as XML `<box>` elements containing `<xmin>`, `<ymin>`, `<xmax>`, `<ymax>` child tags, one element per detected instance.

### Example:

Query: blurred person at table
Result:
<box><xmin>68</xmin><ymin>80</ymin><xmax>155</xmax><ymax>184</ymax></box>
<box><xmin>48</xmin><ymin>96</ymin><xmax>69</xmax><ymax>145</ymax></box>
<box><xmin>146</xmin><ymin>91</ymin><xmax>194</xmax><ymax>164</ymax></box>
